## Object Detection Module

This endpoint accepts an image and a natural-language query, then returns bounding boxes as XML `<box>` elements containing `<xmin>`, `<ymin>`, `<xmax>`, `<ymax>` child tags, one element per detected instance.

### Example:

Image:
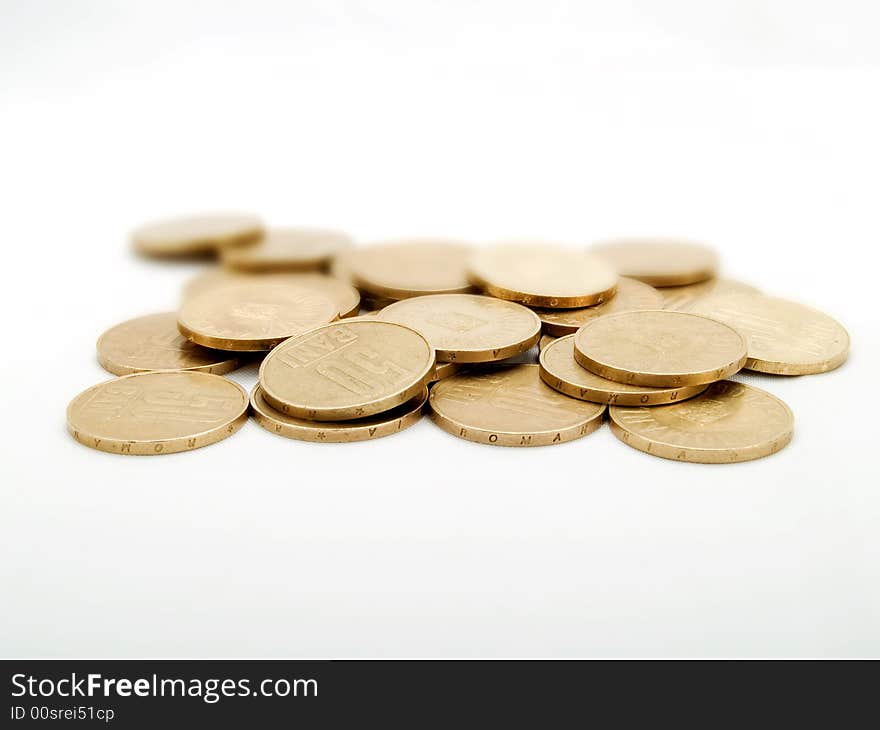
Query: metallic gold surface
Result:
<box><xmin>429</xmin><ymin>364</ymin><xmax>605</xmax><ymax>446</ymax></box>
<box><xmin>97</xmin><ymin>312</ymin><xmax>241</xmax><ymax>376</ymax></box>
<box><xmin>132</xmin><ymin>213</ymin><xmax>263</xmax><ymax>257</ymax></box>
<box><xmin>183</xmin><ymin>271</ymin><xmax>361</xmax><ymax>319</ymax></box>
<box><xmin>609</xmin><ymin>380</ymin><xmax>793</xmax><ymax>463</ymax></box>
<box><xmin>573</xmin><ymin>310</ymin><xmax>747</xmax><ymax>387</ymax></box>
<box><xmin>430</xmin><ymin>361</ymin><xmax>461</xmax><ymax>382</ymax></box>
<box><xmin>467</xmin><ymin>242</ymin><xmax>618</xmax><ymax>308</ymax></box>
<box><xmin>178</xmin><ymin>284</ymin><xmax>338</xmax><ymax>351</ymax></box>
<box><xmin>533</xmin><ymin>277</ymin><xmax>663</xmax><ymax>335</ymax></box>
<box><xmin>685</xmin><ymin>293</ymin><xmax>850</xmax><ymax>375</ymax></box>
<box><xmin>591</xmin><ymin>239</ymin><xmax>717</xmax><ymax>287</ymax></box>
<box><xmin>221</xmin><ymin>227</ymin><xmax>352</xmax><ymax>272</ymax></box>
<box><xmin>250</xmin><ymin>384</ymin><xmax>426</xmax><ymax>442</ymax></box>
<box><xmin>67</xmin><ymin>371</ymin><xmax>248</xmax><ymax>455</ymax></box>
<box><xmin>377</xmin><ymin>294</ymin><xmax>540</xmax><ymax>363</ymax></box>
<box><xmin>659</xmin><ymin>277</ymin><xmax>760</xmax><ymax>311</ymax></box>
<box><xmin>349</xmin><ymin>240</ymin><xmax>474</xmax><ymax>299</ymax></box>
<box><xmin>259</xmin><ymin>320</ymin><xmax>435</xmax><ymax>420</ymax></box>
<box><xmin>540</xmin><ymin>335</ymin><xmax>707</xmax><ymax>405</ymax></box>
<box><xmin>538</xmin><ymin>334</ymin><xmax>557</xmax><ymax>352</ymax></box>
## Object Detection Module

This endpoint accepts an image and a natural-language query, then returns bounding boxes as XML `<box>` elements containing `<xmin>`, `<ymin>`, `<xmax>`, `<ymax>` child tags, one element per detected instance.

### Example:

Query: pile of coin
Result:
<box><xmin>67</xmin><ymin>214</ymin><xmax>850</xmax><ymax>463</ymax></box>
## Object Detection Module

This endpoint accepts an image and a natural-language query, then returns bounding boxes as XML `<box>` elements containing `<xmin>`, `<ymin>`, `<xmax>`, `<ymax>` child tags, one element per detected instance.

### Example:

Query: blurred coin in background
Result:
<box><xmin>221</xmin><ymin>227</ymin><xmax>352</xmax><ymax>272</ymax></box>
<box><xmin>658</xmin><ymin>277</ymin><xmax>760</xmax><ymax>311</ymax></box>
<box><xmin>132</xmin><ymin>212</ymin><xmax>264</xmax><ymax>258</ymax></box>
<box><xmin>591</xmin><ymin>238</ymin><xmax>717</xmax><ymax>287</ymax></box>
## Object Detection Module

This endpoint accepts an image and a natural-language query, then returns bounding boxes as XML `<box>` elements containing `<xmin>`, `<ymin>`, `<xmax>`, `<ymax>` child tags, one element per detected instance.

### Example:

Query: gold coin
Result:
<box><xmin>67</xmin><ymin>371</ymin><xmax>248</xmax><ymax>455</ymax></box>
<box><xmin>97</xmin><ymin>312</ymin><xmax>241</xmax><ymax>376</ymax></box>
<box><xmin>591</xmin><ymin>239</ymin><xmax>718</xmax><ymax>287</ymax></box>
<box><xmin>659</xmin><ymin>277</ymin><xmax>760</xmax><ymax>311</ymax></box>
<box><xmin>348</xmin><ymin>240</ymin><xmax>474</xmax><ymax>299</ymax></box>
<box><xmin>221</xmin><ymin>227</ymin><xmax>352</xmax><ymax>272</ymax></box>
<box><xmin>467</xmin><ymin>242</ymin><xmax>618</xmax><ymax>308</ymax></box>
<box><xmin>532</xmin><ymin>277</ymin><xmax>663</xmax><ymax>336</ymax></box>
<box><xmin>132</xmin><ymin>213</ymin><xmax>263</xmax><ymax>257</ymax></box>
<box><xmin>250</xmin><ymin>384</ymin><xmax>426</xmax><ymax>443</ymax></box>
<box><xmin>184</xmin><ymin>270</ymin><xmax>361</xmax><ymax>318</ymax></box>
<box><xmin>573</xmin><ymin>310</ymin><xmax>747</xmax><ymax>387</ymax></box>
<box><xmin>684</xmin><ymin>293</ymin><xmax>850</xmax><ymax>375</ymax></box>
<box><xmin>429</xmin><ymin>364</ymin><xmax>605</xmax><ymax>447</ymax></box>
<box><xmin>178</xmin><ymin>284</ymin><xmax>338</xmax><ymax>351</ymax></box>
<box><xmin>376</xmin><ymin>294</ymin><xmax>541</xmax><ymax>363</ymax></box>
<box><xmin>430</xmin><ymin>361</ymin><xmax>461</xmax><ymax>382</ymax></box>
<box><xmin>540</xmin><ymin>335</ymin><xmax>708</xmax><ymax>406</ymax></box>
<box><xmin>609</xmin><ymin>380</ymin><xmax>793</xmax><ymax>463</ymax></box>
<box><xmin>538</xmin><ymin>334</ymin><xmax>557</xmax><ymax>351</ymax></box>
<box><xmin>259</xmin><ymin>320</ymin><xmax>435</xmax><ymax>420</ymax></box>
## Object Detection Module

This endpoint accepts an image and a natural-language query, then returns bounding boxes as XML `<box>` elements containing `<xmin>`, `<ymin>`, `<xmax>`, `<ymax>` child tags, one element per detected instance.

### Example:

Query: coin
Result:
<box><xmin>540</xmin><ymin>335</ymin><xmax>708</xmax><ymax>405</ymax></box>
<box><xmin>250</xmin><ymin>384</ymin><xmax>426</xmax><ymax>443</ymax></box>
<box><xmin>97</xmin><ymin>312</ymin><xmax>241</xmax><ymax>376</ymax></box>
<box><xmin>532</xmin><ymin>277</ymin><xmax>663</xmax><ymax>336</ymax></box>
<box><xmin>178</xmin><ymin>284</ymin><xmax>338</xmax><ymax>351</ymax></box>
<box><xmin>659</xmin><ymin>277</ymin><xmax>760</xmax><ymax>311</ymax></box>
<box><xmin>259</xmin><ymin>320</ymin><xmax>435</xmax><ymax>420</ymax></box>
<box><xmin>67</xmin><ymin>371</ymin><xmax>248</xmax><ymax>455</ymax></box>
<box><xmin>221</xmin><ymin>227</ymin><xmax>352</xmax><ymax>272</ymax></box>
<box><xmin>573</xmin><ymin>310</ymin><xmax>747</xmax><ymax>387</ymax></box>
<box><xmin>348</xmin><ymin>240</ymin><xmax>474</xmax><ymax>299</ymax></box>
<box><xmin>538</xmin><ymin>334</ymin><xmax>557</xmax><ymax>351</ymax></box>
<box><xmin>684</xmin><ymin>293</ymin><xmax>850</xmax><ymax>375</ymax></box>
<box><xmin>467</xmin><ymin>242</ymin><xmax>618</xmax><ymax>308</ymax></box>
<box><xmin>609</xmin><ymin>381</ymin><xmax>793</xmax><ymax>463</ymax></box>
<box><xmin>430</xmin><ymin>361</ymin><xmax>461</xmax><ymax>382</ymax></box>
<box><xmin>376</xmin><ymin>294</ymin><xmax>541</xmax><ymax>363</ymax></box>
<box><xmin>590</xmin><ymin>239</ymin><xmax>717</xmax><ymax>287</ymax></box>
<box><xmin>132</xmin><ymin>213</ymin><xmax>263</xmax><ymax>257</ymax></box>
<box><xmin>429</xmin><ymin>364</ymin><xmax>605</xmax><ymax>446</ymax></box>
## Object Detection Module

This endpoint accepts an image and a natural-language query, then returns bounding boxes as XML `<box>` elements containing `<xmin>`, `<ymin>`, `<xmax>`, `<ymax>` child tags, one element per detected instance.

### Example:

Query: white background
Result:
<box><xmin>2</xmin><ymin>1</ymin><xmax>878</xmax><ymax>657</ymax></box>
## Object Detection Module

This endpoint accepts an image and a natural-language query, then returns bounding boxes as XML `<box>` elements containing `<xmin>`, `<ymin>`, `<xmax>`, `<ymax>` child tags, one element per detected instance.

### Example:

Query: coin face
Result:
<box><xmin>684</xmin><ymin>293</ymin><xmax>850</xmax><ymax>375</ymax></box>
<box><xmin>540</xmin><ymin>335</ymin><xmax>707</xmax><ymax>405</ymax></box>
<box><xmin>178</xmin><ymin>284</ymin><xmax>338</xmax><ymax>351</ymax></box>
<box><xmin>97</xmin><ymin>312</ymin><xmax>241</xmax><ymax>376</ymax></box>
<box><xmin>348</xmin><ymin>240</ymin><xmax>474</xmax><ymax>299</ymax></box>
<box><xmin>573</xmin><ymin>310</ymin><xmax>747</xmax><ymax>387</ymax></box>
<box><xmin>221</xmin><ymin>227</ymin><xmax>352</xmax><ymax>272</ymax></box>
<box><xmin>259</xmin><ymin>320</ymin><xmax>435</xmax><ymax>420</ymax></box>
<box><xmin>609</xmin><ymin>381</ymin><xmax>794</xmax><ymax>463</ymax></box>
<box><xmin>467</xmin><ymin>242</ymin><xmax>618</xmax><ymax>308</ymax></box>
<box><xmin>532</xmin><ymin>277</ymin><xmax>663</xmax><ymax>336</ymax></box>
<box><xmin>590</xmin><ymin>239</ymin><xmax>717</xmax><ymax>287</ymax></box>
<box><xmin>429</xmin><ymin>364</ymin><xmax>605</xmax><ymax>446</ymax></box>
<box><xmin>132</xmin><ymin>213</ymin><xmax>263</xmax><ymax>257</ymax></box>
<box><xmin>250</xmin><ymin>384</ymin><xmax>427</xmax><ymax>442</ymax></box>
<box><xmin>658</xmin><ymin>277</ymin><xmax>760</xmax><ymax>311</ymax></box>
<box><xmin>67</xmin><ymin>371</ymin><xmax>248</xmax><ymax>455</ymax></box>
<box><xmin>376</xmin><ymin>294</ymin><xmax>541</xmax><ymax>363</ymax></box>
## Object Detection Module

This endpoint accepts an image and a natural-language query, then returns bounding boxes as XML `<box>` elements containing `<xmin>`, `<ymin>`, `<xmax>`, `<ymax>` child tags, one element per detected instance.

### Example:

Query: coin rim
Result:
<box><xmin>258</xmin><ymin>320</ymin><xmax>436</xmax><ymax>421</ymax></box>
<box><xmin>572</xmin><ymin>310</ymin><xmax>748</xmax><ymax>387</ymax></box>
<box><xmin>66</xmin><ymin>371</ymin><xmax>249</xmax><ymax>456</ymax></box>
<box><xmin>608</xmin><ymin>381</ymin><xmax>794</xmax><ymax>463</ymax></box>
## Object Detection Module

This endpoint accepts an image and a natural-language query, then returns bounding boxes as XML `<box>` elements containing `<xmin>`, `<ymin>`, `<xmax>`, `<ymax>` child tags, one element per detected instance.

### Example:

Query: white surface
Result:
<box><xmin>1</xmin><ymin>1</ymin><xmax>878</xmax><ymax>658</ymax></box>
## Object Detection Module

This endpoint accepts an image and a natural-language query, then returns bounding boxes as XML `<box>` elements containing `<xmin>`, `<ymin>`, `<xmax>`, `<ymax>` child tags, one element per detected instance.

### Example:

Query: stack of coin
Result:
<box><xmin>65</xmin><ymin>218</ymin><xmax>850</xmax><ymax>461</ymax></box>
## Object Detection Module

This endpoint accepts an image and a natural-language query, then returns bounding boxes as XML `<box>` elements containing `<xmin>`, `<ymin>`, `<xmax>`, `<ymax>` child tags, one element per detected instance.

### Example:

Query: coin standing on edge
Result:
<box><xmin>178</xmin><ymin>284</ymin><xmax>338</xmax><ymax>351</ymax></box>
<box><xmin>429</xmin><ymin>364</ymin><xmax>605</xmax><ymax>447</ymax></box>
<box><xmin>658</xmin><ymin>277</ymin><xmax>760</xmax><ymax>311</ymax></box>
<box><xmin>591</xmin><ymin>238</ymin><xmax>718</xmax><ymax>287</ymax></box>
<box><xmin>67</xmin><ymin>371</ymin><xmax>248</xmax><ymax>455</ymax></box>
<box><xmin>467</xmin><ymin>242</ymin><xmax>618</xmax><ymax>308</ymax></box>
<box><xmin>609</xmin><ymin>381</ymin><xmax>794</xmax><ymax>463</ymax></box>
<box><xmin>97</xmin><ymin>312</ymin><xmax>241</xmax><ymax>376</ymax></box>
<box><xmin>251</xmin><ymin>384</ymin><xmax>427</xmax><ymax>442</ymax></box>
<box><xmin>132</xmin><ymin>213</ymin><xmax>264</xmax><ymax>257</ymax></box>
<box><xmin>573</xmin><ymin>310</ymin><xmax>747</xmax><ymax>387</ymax></box>
<box><xmin>221</xmin><ymin>227</ymin><xmax>352</xmax><ymax>272</ymax></box>
<box><xmin>259</xmin><ymin>320</ymin><xmax>435</xmax><ymax>420</ymax></box>
<box><xmin>349</xmin><ymin>240</ymin><xmax>474</xmax><ymax>299</ymax></box>
<box><xmin>377</xmin><ymin>294</ymin><xmax>540</xmax><ymax>363</ymax></box>
<box><xmin>540</xmin><ymin>335</ymin><xmax>707</xmax><ymax>406</ymax></box>
<box><xmin>684</xmin><ymin>292</ymin><xmax>850</xmax><ymax>375</ymax></box>
<box><xmin>532</xmin><ymin>277</ymin><xmax>663</xmax><ymax>335</ymax></box>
